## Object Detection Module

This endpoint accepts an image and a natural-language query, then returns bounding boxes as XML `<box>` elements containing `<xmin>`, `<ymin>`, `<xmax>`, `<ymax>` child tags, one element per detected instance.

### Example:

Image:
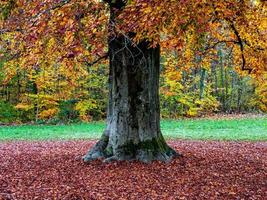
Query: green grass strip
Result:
<box><xmin>0</xmin><ymin>117</ymin><xmax>266</xmax><ymax>141</ymax></box>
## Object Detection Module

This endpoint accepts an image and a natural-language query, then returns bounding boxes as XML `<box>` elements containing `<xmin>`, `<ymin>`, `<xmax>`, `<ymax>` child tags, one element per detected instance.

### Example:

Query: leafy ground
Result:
<box><xmin>0</xmin><ymin>116</ymin><xmax>266</xmax><ymax>199</ymax></box>
<box><xmin>0</xmin><ymin>140</ymin><xmax>266</xmax><ymax>199</ymax></box>
<box><xmin>0</xmin><ymin>116</ymin><xmax>266</xmax><ymax>141</ymax></box>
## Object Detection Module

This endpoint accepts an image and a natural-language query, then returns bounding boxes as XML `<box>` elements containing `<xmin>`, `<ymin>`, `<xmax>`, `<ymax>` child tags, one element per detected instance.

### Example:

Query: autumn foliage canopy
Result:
<box><xmin>0</xmin><ymin>0</ymin><xmax>266</xmax><ymax>121</ymax></box>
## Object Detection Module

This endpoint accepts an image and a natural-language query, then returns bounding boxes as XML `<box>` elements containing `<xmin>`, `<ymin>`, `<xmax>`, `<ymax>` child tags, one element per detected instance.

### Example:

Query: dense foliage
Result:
<box><xmin>0</xmin><ymin>0</ymin><xmax>266</xmax><ymax>123</ymax></box>
<box><xmin>0</xmin><ymin>56</ymin><xmax>264</xmax><ymax>124</ymax></box>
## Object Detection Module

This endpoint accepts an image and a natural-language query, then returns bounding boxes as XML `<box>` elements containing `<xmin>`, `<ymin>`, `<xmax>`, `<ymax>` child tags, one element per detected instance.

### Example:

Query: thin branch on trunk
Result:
<box><xmin>229</xmin><ymin>21</ymin><xmax>252</xmax><ymax>73</ymax></box>
<box><xmin>83</xmin><ymin>53</ymin><xmax>109</xmax><ymax>67</ymax></box>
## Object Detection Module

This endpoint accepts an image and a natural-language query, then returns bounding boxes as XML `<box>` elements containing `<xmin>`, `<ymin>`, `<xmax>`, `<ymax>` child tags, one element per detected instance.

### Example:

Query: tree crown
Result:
<box><xmin>0</xmin><ymin>0</ymin><xmax>266</xmax><ymax>80</ymax></box>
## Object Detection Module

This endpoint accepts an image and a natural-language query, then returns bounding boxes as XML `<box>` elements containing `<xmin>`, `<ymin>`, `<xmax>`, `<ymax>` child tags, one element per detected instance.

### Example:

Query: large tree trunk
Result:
<box><xmin>83</xmin><ymin>1</ymin><xmax>179</xmax><ymax>163</ymax></box>
<box><xmin>83</xmin><ymin>36</ymin><xmax>179</xmax><ymax>163</ymax></box>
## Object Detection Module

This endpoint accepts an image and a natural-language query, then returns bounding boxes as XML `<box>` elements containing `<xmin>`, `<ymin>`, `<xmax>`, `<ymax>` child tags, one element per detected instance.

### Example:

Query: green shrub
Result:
<box><xmin>0</xmin><ymin>101</ymin><xmax>19</xmax><ymax>123</ymax></box>
<box><xmin>57</xmin><ymin>99</ymin><xmax>80</xmax><ymax>123</ymax></box>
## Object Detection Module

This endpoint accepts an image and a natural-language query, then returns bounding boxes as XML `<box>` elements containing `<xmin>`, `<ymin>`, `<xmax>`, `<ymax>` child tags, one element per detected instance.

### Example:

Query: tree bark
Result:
<box><xmin>219</xmin><ymin>49</ymin><xmax>226</xmax><ymax>111</ymax></box>
<box><xmin>83</xmin><ymin>1</ymin><xmax>179</xmax><ymax>163</ymax></box>
<box><xmin>199</xmin><ymin>68</ymin><xmax>206</xmax><ymax>99</ymax></box>
<box><xmin>83</xmin><ymin>37</ymin><xmax>179</xmax><ymax>163</ymax></box>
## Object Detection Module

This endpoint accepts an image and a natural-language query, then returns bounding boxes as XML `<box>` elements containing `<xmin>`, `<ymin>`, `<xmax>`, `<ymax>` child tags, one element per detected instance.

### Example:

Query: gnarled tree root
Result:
<box><xmin>83</xmin><ymin>135</ymin><xmax>182</xmax><ymax>163</ymax></box>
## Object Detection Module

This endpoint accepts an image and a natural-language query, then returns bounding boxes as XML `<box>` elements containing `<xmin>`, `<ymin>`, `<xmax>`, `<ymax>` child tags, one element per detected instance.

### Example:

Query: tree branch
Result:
<box><xmin>204</xmin><ymin>40</ymin><xmax>239</xmax><ymax>52</ymax></box>
<box><xmin>229</xmin><ymin>21</ymin><xmax>252</xmax><ymax>73</ymax></box>
<box><xmin>83</xmin><ymin>53</ymin><xmax>109</xmax><ymax>67</ymax></box>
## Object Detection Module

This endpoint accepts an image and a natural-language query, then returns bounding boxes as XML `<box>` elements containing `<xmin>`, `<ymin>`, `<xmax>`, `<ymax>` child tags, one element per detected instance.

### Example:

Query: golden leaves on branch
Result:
<box><xmin>1</xmin><ymin>0</ymin><xmax>266</xmax><ymax>82</ymax></box>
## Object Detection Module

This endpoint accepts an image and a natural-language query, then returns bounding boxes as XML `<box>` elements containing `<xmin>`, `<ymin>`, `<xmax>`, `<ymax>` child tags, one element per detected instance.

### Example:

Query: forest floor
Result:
<box><xmin>0</xmin><ymin>140</ymin><xmax>266</xmax><ymax>199</ymax></box>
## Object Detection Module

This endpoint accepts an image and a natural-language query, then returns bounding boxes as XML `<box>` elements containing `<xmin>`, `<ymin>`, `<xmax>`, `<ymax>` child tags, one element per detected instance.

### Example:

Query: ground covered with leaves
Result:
<box><xmin>0</xmin><ymin>140</ymin><xmax>266</xmax><ymax>199</ymax></box>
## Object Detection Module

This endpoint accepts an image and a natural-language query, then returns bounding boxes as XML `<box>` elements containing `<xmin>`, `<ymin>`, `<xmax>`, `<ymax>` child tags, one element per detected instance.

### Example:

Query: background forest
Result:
<box><xmin>0</xmin><ymin>46</ymin><xmax>266</xmax><ymax>124</ymax></box>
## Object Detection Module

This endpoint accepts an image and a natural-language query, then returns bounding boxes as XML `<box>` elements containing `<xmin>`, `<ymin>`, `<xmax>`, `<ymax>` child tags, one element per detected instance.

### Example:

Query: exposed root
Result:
<box><xmin>83</xmin><ymin>134</ymin><xmax>109</xmax><ymax>162</ymax></box>
<box><xmin>136</xmin><ymin>146</ymin><xmax>181</xmax><ymax>163</ymax></box>
<box><xmin>103</xmin><ymin>156</ymin><xmax>118</xmax><ymax>163</ymax></box>
<box><xmin>83</xmin><ymin>136</ymin><xmax>182</xmax><ymax>164</ymax></box>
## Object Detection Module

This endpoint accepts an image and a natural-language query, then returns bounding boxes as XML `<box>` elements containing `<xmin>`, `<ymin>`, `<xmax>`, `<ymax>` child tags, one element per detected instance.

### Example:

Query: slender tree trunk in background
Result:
<box><xmin>182</xmin><ymin>71</ymin><xmax>187</xmax><ymax>87</ymax></box>
<box><xmin>237</xmin><ymin>77</ymin><xmax>242</xmax><ymax>112</ymax></box>
<box><xmin>229</xmin><ymin>53</ymin><xmax>236</xmax><ymax>113</ymax></box>
<box><xmin>224</xmin><ymin>67</ymin><xmax>229</xmax><ymax>112</ymax></box>
<box><xmin>219</xmin><ymin>49</ymin><xmax>226</xmax><ymax>111</ymax></box>
<box><xmin>83</xmin><ymin>1</ymin><xmax>179</xmax><ymax>163</ymax></box>
<box><xmin>31</xmin><ymin>82</ymin><xmax>39</xmax><ymax>122</ymax></box>
<box><xmin>211</xmin><ymin>61</ymin><xmax>218</xmax><ymax>97</ymax></box>
<box><xmin>6</xmin><ymin>85</ymin><xmax>10</xmax><ymax>102</ymax></box>
<box><xmin>224</xmin><ymin>68</ymin><xmax>229</xmax><ymax>97</ymax></box>
<box><xmin>230</xmin><ymin>71</ymin><xmax>235</xmax><ymax>113</ymax></box>
<box><xmin>192</xmin><ymin>68</ymin><xmax>198</xmax><ymax>92</ymax></box>
<box><xmin>16</xmin><ymin>70</ymin><xmax>21</xmax><ymax>103</ymax></box>
<box><xmin>199</xmin><ymin>68</ymin><xmax>206</xmax><ymax>99</ymax></box>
